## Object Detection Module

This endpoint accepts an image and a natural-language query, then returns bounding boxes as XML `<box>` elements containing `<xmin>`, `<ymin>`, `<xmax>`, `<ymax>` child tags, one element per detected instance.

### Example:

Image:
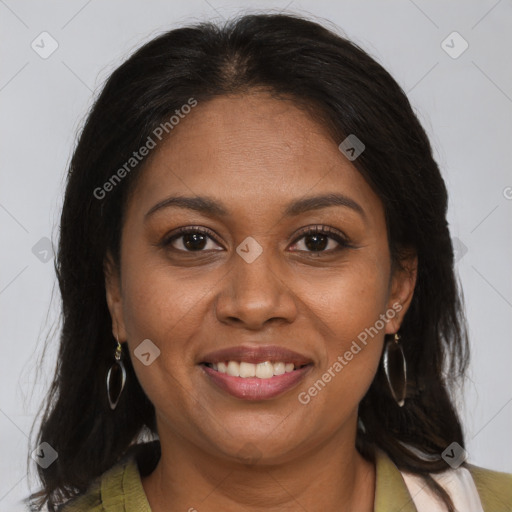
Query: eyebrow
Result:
<box><xmin>144</xmin><ymin>193</ymin><xmax>366</xmax><ymax>221</ymax></box>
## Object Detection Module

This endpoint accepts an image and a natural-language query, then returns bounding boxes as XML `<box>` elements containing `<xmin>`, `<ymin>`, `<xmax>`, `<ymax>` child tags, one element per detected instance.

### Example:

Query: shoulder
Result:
<box><xmin>465</xmin><ymin>463</ymin><xmax>512</xmax><ymax>511</ymax></box>
<box><xmin>57</xmin><ymin>477</ymin><xmax>104</xmax><ymax>511</ymax></box>
<box><xmin>57</xmin><ymin>460</ymin><xmax>127</xmax><ymax>512</ymax></box>
<box><xmin>58</xmin><ymin>441</ymin><xmax>158</xmax><ymax>512</ymax></box>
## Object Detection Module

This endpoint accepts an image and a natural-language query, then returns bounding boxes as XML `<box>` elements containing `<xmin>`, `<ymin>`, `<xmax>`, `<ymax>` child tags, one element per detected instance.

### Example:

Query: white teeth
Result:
<box><xmin>211</xmin><ymin>360</ymin><xmax>302</xmax><ymax>379</ymax></box>
<box><xmin>226</xmin><ymin>361</ymin><xmax>240</xmax><ymax>377</ymax></box>
<box><xmin>273</xmin><ymin>362</ymin><xmax>285</xmax><ymax>375</ymax></box>
<box><xmin>239</xmin><ymin>362</ymin><xmax>256</xmax><ymax>378</ymax></box>
<box><xmin>255</xmin><ymin>361</ymin><xmax>274</xmax><ymax>379</ymax></box>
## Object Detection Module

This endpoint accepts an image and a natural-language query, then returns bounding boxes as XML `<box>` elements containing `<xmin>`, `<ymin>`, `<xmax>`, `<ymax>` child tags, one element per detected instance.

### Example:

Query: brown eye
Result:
<box><xmin>162</xmin><ymin>227</ymin><xmax>223</xmax><ymax>252</ymax></box>
<box><xmin>290</xmin><ymin>226</ymin><xmax>351</xmax><ymax>253</ymax></box>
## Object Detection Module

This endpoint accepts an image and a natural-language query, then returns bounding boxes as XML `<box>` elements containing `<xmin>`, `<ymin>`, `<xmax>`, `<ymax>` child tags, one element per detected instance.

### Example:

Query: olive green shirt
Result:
<box><xmin>60</xmin><ymin>442</ymin><xmax>512</xmax><ymax>511</ymax></box>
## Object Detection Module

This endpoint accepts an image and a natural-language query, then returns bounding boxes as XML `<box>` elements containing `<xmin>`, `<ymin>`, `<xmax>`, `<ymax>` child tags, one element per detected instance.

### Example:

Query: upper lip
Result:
<box><xmin>199</xmin><ymin>345</ymin><xmax>313</xmax><ymax>366</ymax></box>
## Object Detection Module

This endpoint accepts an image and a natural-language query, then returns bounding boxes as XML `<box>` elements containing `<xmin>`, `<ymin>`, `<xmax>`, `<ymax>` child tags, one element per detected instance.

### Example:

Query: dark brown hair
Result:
<box><xmin>28</xmin><ymin>13</ymin><xmax>469</xmax><ymax>511</ymax></box>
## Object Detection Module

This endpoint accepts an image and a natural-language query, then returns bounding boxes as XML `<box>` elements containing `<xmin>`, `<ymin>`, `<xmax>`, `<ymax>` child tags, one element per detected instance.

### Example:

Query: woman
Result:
<box><xmin>28</xmin><ymin>13</ymin><xmax>511</xmax><ymax>512</ymax></box>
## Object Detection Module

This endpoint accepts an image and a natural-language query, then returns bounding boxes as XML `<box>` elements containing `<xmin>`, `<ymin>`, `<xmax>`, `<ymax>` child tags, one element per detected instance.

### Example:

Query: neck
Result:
<box><xmin>142</xmin><ymin>418</ymin><xmax>375</xmax><ymax>512</ymax></box>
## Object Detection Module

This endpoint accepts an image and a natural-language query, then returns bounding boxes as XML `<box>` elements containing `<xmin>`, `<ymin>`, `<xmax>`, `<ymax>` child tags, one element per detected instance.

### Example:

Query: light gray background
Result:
<box><xmin>1</xmin><ymin>0</ymin><xmax>511</xmax><ymax>509</ymax></box>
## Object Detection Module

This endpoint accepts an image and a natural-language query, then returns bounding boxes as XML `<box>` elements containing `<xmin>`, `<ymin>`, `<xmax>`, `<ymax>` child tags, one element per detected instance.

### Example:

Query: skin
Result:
<box><xmin>104</xmin><ymin>91</ymin><xmax>417</xmax><ymax>512</ymax></box>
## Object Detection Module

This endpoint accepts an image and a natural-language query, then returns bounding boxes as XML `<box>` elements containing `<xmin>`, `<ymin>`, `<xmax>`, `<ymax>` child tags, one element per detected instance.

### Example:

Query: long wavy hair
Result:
<box><xmin>28</xmin><ymin>12</ymin><xmax>469</xmax><ymax>511</ymax></box>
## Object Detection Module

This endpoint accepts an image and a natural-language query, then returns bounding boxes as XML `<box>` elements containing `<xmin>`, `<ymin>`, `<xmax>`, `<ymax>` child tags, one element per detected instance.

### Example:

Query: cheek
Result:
<box><xmin>297</xmin><ymin>257</ymin><xmax>390</xmax><ymax>405</ymax></box>
<box><xmin>117</xmin><ymin>250</ymin><xmax>206</xmax><ymax>397</ymax></box>
<box><xmin>307</xmin><ymin>257</ymin><xmax>391</xmax><ymax>344</ymax></box>
<box><xmin>120</xmin><ymin>248</ymin><xmax>212</xmax><ymax>344</ymax></box>
<box><xmin>118</xmin><ymin>254</ymin><xmax>206</xmax><ymax>417</ymax></box>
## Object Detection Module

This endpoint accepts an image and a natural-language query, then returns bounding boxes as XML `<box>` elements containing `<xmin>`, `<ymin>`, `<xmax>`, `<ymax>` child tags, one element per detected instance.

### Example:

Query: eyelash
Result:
<box><xmin>161</xmin><ymin>225</ymin><xmax>352</xmax><ymax>254</ymax></box>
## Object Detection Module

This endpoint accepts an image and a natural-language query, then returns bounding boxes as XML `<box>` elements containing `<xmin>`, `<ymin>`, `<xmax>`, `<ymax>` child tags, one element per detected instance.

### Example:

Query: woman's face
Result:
<box><xmin>105</xmin><ymin>92</ymin><xmax>416</xmax><ymax>463</ymax></box>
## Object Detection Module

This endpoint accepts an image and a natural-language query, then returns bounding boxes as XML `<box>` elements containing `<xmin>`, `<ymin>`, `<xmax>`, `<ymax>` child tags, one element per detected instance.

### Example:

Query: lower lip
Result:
<box><xmin>200</xmin><ymin>364</ymin><xmax>312</xmax><ymax>401</ymax></box>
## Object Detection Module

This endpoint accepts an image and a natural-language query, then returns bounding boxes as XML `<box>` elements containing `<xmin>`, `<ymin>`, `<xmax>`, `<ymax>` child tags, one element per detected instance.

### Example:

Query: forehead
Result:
<box><xmin>124</xmin><ymin>92</ymin><xmax>384</xmax><ymax>224</ymax></box>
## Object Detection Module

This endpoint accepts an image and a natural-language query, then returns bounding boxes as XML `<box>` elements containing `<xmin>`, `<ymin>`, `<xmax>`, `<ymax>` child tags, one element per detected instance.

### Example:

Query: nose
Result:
<box><xmin>214</xmin><ymin>245</ymin><xmax>298</xmax><ymax>330</ymax></box>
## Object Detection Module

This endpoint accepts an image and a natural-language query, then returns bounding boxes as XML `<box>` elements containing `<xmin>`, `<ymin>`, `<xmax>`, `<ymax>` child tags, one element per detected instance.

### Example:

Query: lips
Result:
<box><xmin>198</xmin><ymin>345</ymin><xmax>314</xmax><ymax>401</ymax></box>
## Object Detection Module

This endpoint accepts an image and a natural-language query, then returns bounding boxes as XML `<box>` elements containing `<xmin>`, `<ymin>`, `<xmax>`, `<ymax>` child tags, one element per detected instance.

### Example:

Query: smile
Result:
<box><xmin>199</xmin><ymin>345</ymin><xmax>314</xmax><ymax>400</ymax></box>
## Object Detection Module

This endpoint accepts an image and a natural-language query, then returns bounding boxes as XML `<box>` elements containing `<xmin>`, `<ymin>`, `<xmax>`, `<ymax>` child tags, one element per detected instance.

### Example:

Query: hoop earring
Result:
<box><xmin>106</xmin><ymin>336</ymin><xmax>126</xmax><ymax>410</ymax></box>
<box><xmin>382</xmin><ymin>333</ymin><xmax>407</xmax><ymax>407</ymax></box>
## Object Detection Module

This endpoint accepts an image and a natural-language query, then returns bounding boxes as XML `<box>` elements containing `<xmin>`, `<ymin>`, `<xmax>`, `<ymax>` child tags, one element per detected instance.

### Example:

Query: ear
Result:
<box><xmin>384</xmin><ymin>249</ymin><xmax>418</xmax><ymax>335</ymax></box>
<box><xmin>104</xmin><ymin>251</ymin><xmax>127</xmax><ymax>342</ymax></box>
